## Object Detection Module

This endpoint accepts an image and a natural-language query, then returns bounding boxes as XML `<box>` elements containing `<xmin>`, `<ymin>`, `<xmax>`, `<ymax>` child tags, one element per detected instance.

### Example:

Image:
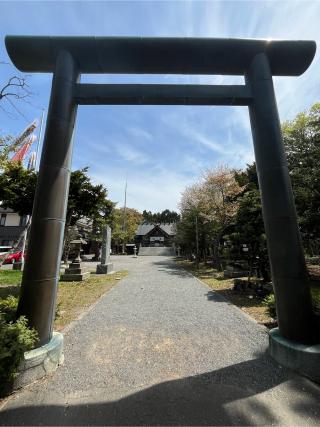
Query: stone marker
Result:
<box><xmin>96</xmin><ymin>226</ymin><xmax>114</xmax><ymax>274</ymax></box>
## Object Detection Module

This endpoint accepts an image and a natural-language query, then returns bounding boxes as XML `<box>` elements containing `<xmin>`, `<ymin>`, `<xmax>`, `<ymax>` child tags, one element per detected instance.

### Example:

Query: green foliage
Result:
<box><xmin>67</xmin><ymin>168</ymin><xmax>111</xmax><ymax>226</ymax></box>
<box><xmin>112</xmin><ymin>207</ymin><xmax>142</xmax><ymax>249</ymax></box>
<box><xmin>142</xmin><ymin>209</ymin><xmax>180</xmax><ymax>224</ymax></box>
<box><xmin>283</xmin><ymin>103</ymin><xmax>320</xmax><ymax>255</ymax></box>
<box><xmin>226</xmin><ymin>163</ymin><xmax>270</xmax><ymax>281</ymax></box>
<box><xmin>0</xmin><ymin>295</ymin><xmax>18</xmax><ymax>322</ymax></box>
<box><xmin>0</xmin><ymin>296</ymin><xmax>38</xmax><ymax>389</ymax></box>
<box><xmin>0</xmin><ymin>164</ymin><xmax>114</xmax><ymax>260</ymax></box>
<box><xmin>0</xmin><ymin>162</ymin><xmax>37</xmax><ymax>216</ymax></box>
<box><xmin>311</xmin><ymin>287</ymin><xmax>320</xmax><ymax>315</ymax></box>
<box><xmin>0</xmin><ymin>133</ymin><xmax>24</xmax><ymax>169</ymax></box>
<box><xmin>262</xmin><ymin>293</ymin><xmax>277</xmax><ymax>319</ymax></box>
<box><xmin>0</xmin><ymin>164</ymin><xmax>113</xmax><ymax>226</ymax></box>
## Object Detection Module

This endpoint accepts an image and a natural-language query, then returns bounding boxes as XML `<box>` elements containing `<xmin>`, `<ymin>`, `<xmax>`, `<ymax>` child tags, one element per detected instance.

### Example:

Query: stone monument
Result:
<box><xmin>96</xmin><ymin>226</ymin><xmax>114</xmax><ymax>274</ymax></box>
<box><xmin>60</xmin><ymin>239</ymin><xmax>89</xmax><ymax>281</ymax></box>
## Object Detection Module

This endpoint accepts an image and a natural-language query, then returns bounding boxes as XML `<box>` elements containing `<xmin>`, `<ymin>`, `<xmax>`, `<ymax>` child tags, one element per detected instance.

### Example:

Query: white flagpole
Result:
<box><xmin>35</xmin><ymin>109</ymin><xmax>45</xmax><ymax>171</ymax></box>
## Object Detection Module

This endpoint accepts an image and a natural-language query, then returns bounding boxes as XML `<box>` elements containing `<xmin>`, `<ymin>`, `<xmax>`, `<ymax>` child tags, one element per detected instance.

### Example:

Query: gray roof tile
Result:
<box><xmin>135</xmin><ymin>223</ymin><xmax>177</xmax><ymax>236</ymax></box>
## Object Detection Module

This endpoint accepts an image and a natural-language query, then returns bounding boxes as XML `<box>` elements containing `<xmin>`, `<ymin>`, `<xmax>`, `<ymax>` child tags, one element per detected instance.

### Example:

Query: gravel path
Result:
<box><xmin>1</xmin><ymin>255</ymin><xmax>320</xmax><ymax>425</ymax></box>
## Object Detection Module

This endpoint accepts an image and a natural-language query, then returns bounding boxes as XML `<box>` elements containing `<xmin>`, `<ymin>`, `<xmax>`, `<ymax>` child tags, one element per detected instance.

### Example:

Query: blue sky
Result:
<box><xmin>1</xmin><ymin>0</ymin><xmax>320</xmax><ymax>212</ymax></box>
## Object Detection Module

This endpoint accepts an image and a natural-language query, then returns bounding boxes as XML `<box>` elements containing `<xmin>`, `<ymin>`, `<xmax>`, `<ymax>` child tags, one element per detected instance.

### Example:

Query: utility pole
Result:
<box><xmin>122</xmin><ymin>178</ymin><xmax>127</xmax><ymax>254</ymax></box>
<box><xmin>195</xmin><ymin>213</ymin><xmax>200</xmax><ymax>269</ymax></box>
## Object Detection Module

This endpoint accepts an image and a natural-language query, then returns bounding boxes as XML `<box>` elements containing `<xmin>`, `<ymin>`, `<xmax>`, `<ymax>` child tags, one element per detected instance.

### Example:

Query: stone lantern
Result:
<box><xmin>60</xmin><ymin>238</ymin><xmax>89</xmax><ymax>281</ymax></box>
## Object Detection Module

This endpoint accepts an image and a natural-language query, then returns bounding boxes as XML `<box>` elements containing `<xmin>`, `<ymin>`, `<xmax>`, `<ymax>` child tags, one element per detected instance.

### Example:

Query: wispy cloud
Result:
<box><xmin>115</xmin><ymin>143</ymin><xmax>149</xmax><ymax>165</ymax></box>
<box><xmin>92</xmin><ymin>165</ymin><xmax>193</xmax><ymax>212</ymax></box>
<box><xmin>127</xmin><ymin>126</ymin><xmax>153</xmax><ymax>141</ymax></box>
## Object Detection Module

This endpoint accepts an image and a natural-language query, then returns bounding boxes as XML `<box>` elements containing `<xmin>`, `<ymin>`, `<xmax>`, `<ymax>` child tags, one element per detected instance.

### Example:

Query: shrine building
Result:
<box><xmin>135</xmin><ymin>223</ymin><xmax>176</xmax><ymax>248</ymax></box>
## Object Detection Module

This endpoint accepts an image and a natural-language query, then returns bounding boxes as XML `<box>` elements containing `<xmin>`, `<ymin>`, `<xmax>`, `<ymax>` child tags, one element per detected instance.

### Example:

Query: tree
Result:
<box><xmin>201</xmin><ymin>167</ymin><xmax>242</xmax><ymax>269</ymax></box>
<box><xmin>282</xmin><ymin>103</ymin><xmax>320</xmax><ymax>255</ymax></box>
<box><xmin>0</xmin><ymin>67</ymin><xmax>31</xmax><ymax>118</ymax></box>
<box><xmin>112</xmin><ymin>207</ymin><xmax>142</xmax><ymax>252</ymax></box>
<box><xmin>227</xmin><ymin>164</ymin><xmax>270</xmax><ymax>281</ymax></box>
<box><xmin>0</xmin><ymin>134</ymin><xmax>20</xmax><ymax>169</ymax></box>
<box><xmin>88</xmin><ymin>198</ymin><xmax>115</xmax><ymax>260</ymax></box>
<box><xmin>0</xmin><ymin>162</ymin><xmax>37</xmax><ymax>215</ymax></box>
<box><xmin>66</xmin><ymin>168</ymin><xmax>110</xmax><ymax>227</ymax></box>
<box><xmin>177</xmin><ymin>181</ymin><xmax>208</xmax><ymax>262</ymax></box>
<box><xmin>142</xmin><ymin>209</ymin><xmax>180</xmax><ymax>224</ymax></box>
<box><xmin>178</xmin><ymin>166</ymin><xmax>242</xmax><ymax>268</ymax></box>
<box><xmin>0</xmin><ymin>163</ymin><xmax>114</xmax><ymax>259</ymax></box>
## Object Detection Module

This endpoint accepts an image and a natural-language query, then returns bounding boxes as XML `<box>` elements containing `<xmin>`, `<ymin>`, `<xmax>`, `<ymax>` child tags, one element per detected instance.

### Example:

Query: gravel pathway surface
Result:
<box><xmin>1</xmin><ymin>255</ymin><xmax>320</xmax><ymax>425</ymax></box>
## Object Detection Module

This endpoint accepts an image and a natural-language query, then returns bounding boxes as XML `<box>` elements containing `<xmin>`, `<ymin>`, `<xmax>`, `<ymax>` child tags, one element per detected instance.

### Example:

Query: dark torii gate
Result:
<box><xmin>5</xmin><ymin>37</ymin><xmax>320</xmax><ymax>377</ymax></box>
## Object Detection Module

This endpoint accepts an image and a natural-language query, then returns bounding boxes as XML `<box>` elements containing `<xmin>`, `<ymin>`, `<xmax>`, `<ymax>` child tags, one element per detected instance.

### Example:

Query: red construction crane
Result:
<box><xmin>11</xmin><ymin>120</ymin><xmax>38</xmax><ymax>163</ymax></box>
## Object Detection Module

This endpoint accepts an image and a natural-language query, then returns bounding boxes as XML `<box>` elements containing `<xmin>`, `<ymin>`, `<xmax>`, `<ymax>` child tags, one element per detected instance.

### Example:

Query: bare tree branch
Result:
<box><xmin>0</xmin><ymin>76</ymin><xmax>32</xmax><ymax>101</ymax></box>
<box><xmin>0</xmin><ymin>64</ymin><xmax>33</xmax><ymax>118</ymax></box>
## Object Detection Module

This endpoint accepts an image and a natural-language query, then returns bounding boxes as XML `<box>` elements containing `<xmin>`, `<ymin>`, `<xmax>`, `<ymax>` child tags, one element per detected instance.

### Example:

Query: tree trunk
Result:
<box><xmin>212</xmin><ymin>235</ymin><xmax>223</xmax><ymax>271</ymax></box>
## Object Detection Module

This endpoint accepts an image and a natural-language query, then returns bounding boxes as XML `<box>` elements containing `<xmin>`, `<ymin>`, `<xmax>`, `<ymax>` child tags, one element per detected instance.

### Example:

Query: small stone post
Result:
<box><xmin>96</xmin><ymin>226</ymin><xmax>114</xmax><ymax>274</ymax></box>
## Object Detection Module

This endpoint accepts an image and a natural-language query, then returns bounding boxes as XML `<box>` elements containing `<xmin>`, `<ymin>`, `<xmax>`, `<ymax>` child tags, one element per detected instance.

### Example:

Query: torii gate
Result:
<box><xmin>5</xmin><ymin>36</ymin><xmax>320</xmax><ymax>380</ymax></box>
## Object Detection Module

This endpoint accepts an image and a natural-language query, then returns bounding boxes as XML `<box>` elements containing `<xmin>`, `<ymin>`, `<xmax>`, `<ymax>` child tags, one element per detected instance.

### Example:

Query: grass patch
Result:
<box><xmin>0</xmin><ymin>269</ymin><xmax>128</xmax><ymax>330</ymax></box>
<box><xmin>0</xmin><ymin>271</ymin><xmax>22</xmax><ymax>300</ymax></box>
<box><xmin>176</xmin><ymin>259</ymin><xmax>274</xmax><ymax>326</ymax></box>
<box><xmin>0</xmin><ymin>270</ymin><xmax>22</xmax><ymax>287</ymax></box>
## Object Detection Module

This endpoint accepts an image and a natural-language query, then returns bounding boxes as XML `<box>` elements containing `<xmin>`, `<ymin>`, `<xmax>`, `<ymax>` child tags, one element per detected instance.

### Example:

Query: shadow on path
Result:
<box><xmin>1</xmin><ymin>355</ymin><xmax>319</xmax><ymax>426</ymax></box>
<box><xmin>153</xmin><ymin>259</ymin><xmax>193</xmax><ymax>278</ymax></box>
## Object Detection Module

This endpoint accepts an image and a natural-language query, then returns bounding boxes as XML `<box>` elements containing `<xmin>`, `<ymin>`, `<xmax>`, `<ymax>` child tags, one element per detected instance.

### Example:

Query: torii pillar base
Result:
<box><xmin>269</xmin><ymin>328</ymin><xmax>320</xmax><ymax>383</ymax></box>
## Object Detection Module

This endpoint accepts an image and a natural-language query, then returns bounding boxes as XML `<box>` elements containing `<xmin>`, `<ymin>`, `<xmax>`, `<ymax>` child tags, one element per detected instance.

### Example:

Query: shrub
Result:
<box><xmin>0</xmin><ymin>296</ymin><xmax>38</xmax><ymax>392</ymax></box>
<box><xmin>306</xmin><ymin>256</ymin><xmax>320</xmax><ymax>265</ymax></box>
<box><xmin>0</xmin><ymin>295</ymin><xmax>18</xmax><ymax>322</ymax></box>
<box><xmin>311</xmin><ymin>287</ymin><xmax>320</xmax><ymax>315</ymax></box>
<box><xmin>263</xmin><ymin>293</ymin><xmax>277</xmax><ymax>319</ymax></box>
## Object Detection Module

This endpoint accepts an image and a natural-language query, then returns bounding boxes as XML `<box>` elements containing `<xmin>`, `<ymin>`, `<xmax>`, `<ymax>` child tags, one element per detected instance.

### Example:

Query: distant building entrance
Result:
<box><xmin>135</xmin><ymin>223</ymin><xmax>176</xmax><ymax>247</ymax></box>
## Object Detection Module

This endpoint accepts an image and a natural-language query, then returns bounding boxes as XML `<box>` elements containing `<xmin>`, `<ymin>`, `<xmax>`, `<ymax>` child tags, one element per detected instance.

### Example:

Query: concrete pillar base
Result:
<box><xmin>14</xmin><ymin>332</ymin><xmax>64</xmax><ymax>390</ymax></box>
<box><xmin>269</xmin><ymin>328</ymin><xmax>320</xmax><ymax>383</ymax></box>
<box><xmin>96</xmin><ymin>263</ymin><xmax>114</xmax><ymax>274</ymax></box>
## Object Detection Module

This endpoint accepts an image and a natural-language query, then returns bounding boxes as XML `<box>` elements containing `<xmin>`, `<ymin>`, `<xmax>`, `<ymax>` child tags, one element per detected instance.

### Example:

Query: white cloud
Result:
<box><xmin>91</xmin><ymin>166</ymin><xmax>194</xmax><ymax>212</ymax></box>
<box><xmin>116</xmin><ymin>143</ymin><xmax>149</xmax><ymax>165</ymax></box>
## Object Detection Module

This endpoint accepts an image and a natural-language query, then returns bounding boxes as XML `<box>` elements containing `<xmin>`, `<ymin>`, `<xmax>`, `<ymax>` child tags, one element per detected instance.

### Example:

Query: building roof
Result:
<box><xmin>136</xmin><ymin>223</ymin><xmax>177</xmax><ymax>236</ymax></box>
